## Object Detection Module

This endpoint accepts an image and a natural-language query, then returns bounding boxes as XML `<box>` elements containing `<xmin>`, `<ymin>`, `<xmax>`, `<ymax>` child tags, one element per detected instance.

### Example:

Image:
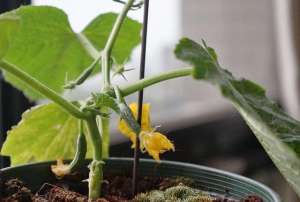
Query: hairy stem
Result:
<box><xmin>0</xmin><ymin>60</ymin><xmax>88</xmax><ymax>119</ymax></box>
<box><xmin>99</xmin><ymin>107</ymin><xmax>110</xmax><ymax>158</ymax></box>
<box><xmin>86</xmin><ymin>116</ymin><xmax>103</xmax><ymax>199</ymax></box>
<box><xmin>96</xmin><ymin>0</ymin><xmax>135</xmax><ymax>163</ymax></box>
<box><xmin>86</xmin><ymin>116</ymin><xmax>102</xmax><ymax>166</ymax></box>
<box><xmin>102</xmin><ymin>0</ymin><xmax>135</xmax><ymax>89</ymax></box>
<box><xmin>120</xmin><ymin>68</ymin><xmax>193</xmax><ymax>96</ymax></box>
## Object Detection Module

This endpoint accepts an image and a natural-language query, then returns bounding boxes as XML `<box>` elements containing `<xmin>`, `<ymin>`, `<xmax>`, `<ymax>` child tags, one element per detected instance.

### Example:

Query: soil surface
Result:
<box><xmin>1</xmin><ymin>176</ymin><xmax>263</xmax><ymax>202</ymax></box>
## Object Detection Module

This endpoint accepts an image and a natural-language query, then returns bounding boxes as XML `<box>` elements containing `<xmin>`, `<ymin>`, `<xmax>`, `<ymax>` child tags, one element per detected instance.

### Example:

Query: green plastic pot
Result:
<box><xmin>1</xmin><ymin>157</ymin><xmax>280</xmax><ymax>201</ymax></box>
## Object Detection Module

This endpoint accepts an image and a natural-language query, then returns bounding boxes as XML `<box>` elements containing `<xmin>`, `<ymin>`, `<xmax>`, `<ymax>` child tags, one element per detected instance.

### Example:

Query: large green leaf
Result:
<box><xmin>0</xmin><ymin>103</ymin><xmax>88</xmax><ymax>165</ymax></box>
<box><xmin>82</xmin><ymin>12</ymin><xmax>141</xmax><ymax>64</ymax></box>
<box><xmin>0</xmin><ymin>6</ymin><xmax>141</xmax><ymax>100</ymax></box>
<box><xmin>0</xmin><ymin>6</ymin><xmax>93</xmax><ymax>100</ymax></box>
<box><xmin>0</xmin><ymin>93</ymin><xmax>141</xmax><ymax>165</ymax></box>
<box><xmin>175</xmin><ymin>38</ymin><xmax>300</xmax><ymax>196</ymax></box>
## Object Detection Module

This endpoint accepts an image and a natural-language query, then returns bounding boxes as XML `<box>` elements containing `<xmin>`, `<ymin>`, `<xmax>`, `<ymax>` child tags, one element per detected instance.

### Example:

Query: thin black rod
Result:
<box><xmin>132</xmin><ymin>0</ymin><xmax>150</xmax><ymax>196</ymax></box>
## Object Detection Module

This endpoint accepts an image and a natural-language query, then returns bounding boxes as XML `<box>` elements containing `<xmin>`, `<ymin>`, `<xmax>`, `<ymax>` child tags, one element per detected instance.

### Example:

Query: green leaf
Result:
<box><xmin>175</xmin><ymin>38</ymin><xmax>300</xmax><ymax>197</ymax></box>
<box><xmin>92</xmin><ymin>92</ymin><xmax>140</xmax><ymax>134</ymax></box>
<box><xmin>92</xmin><ymin>93</ymin><xmax>120</xmax><ymax>113</ymax></box>
<box><xmin>82</xmin><ymin>12</ymin><xmax>141</xmax><ymax>64</ymax></box>
<box><xmin>0</xmin><ymin>12</ymin><xmax>19</xmax><ymax>58</ymax></box>
<box><xmin>0</xmin><ymin>6</ymin><xmax>141</xmax><ymax>100</ymax></box>
<box><xmin>0</xmin><ymin>103</ymin><xmax>92</xmax><ymax>165</ymax></box>
<box><xmin>0</xmin><ymin>93</ymin><xmax>140</xmax><ymax>165</ymax></box>
<box><xmin>0</xmin><ymin>6</ymin><xmax>93</xmax><ymax>100</ymax></box>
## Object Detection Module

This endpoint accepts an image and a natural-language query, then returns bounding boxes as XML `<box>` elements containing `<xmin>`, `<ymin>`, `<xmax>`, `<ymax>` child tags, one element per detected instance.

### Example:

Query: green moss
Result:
<box><xmin>133</xmin><ymin>184</ymin><xmax>214</xmax><ymax>202</ymax></box>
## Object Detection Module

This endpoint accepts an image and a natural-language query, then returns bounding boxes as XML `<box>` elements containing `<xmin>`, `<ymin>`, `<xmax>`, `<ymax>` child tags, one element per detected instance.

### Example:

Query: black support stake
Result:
<box><xmin>132</xmin><ymin>0</ymin><xmax>150</xmax><ymax>197</ymax></box>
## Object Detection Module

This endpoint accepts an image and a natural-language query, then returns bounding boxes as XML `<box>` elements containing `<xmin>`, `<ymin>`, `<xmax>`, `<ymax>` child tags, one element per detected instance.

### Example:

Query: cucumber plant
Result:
<box><xmin>1</xmin><ymin>0</ymin><xmax>300</xmax><ymax>200</ymax></box>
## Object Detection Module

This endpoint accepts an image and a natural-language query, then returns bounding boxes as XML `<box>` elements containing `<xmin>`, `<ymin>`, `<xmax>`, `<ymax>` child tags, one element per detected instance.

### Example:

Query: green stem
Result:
<box><xmin>77</xmin><ymin>33</ymin><xmax>99</xmax><ymax>60</ymax></box>
<box><xmin>68</xmin><ymin>120</ymin><xmax>87</xmax><ymax>172</ymax></box>
<box><xmin>86</xmin><ymin>116</ymin><xmax>103</xmax><ymax>199</ymax></box>
<box><xmin>102</xmin><ymin>54</ymin><xmax>111</xmax><ymax>89</ymax></box>
<box><xmin>82</xmin><ymin>1</ymin><xmax>136</xmax><ymax>199</ymax></box>
<box><xmin>102</xmin><ymin>0</ymin><xmax>135</xmax><ymax>89</ymax></box>
<box><xmin>120</xmin><ymin>67</ymin><xmax>193</xmax><ymax>96</ymax></box>
<box><xmin>86</xmin><ymin>116</ymin><xmax>102</xmax><ymax>162</ymax></box>
<box><xmin>99</xmin><ymin>107</ymin><xmax>110</xmax><ymax>158</ymax></box>
<box><xmin>0</xmin><ymin>60</ymin><xmax>88</xmax><ymax>119</ymax></box>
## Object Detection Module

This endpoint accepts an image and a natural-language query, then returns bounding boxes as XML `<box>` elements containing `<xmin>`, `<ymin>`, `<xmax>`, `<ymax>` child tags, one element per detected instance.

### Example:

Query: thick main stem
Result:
<box><xmin>99</xmin><ymin>0</ymin><xmax>135</xmax><ymax>160</ymax></box>
<box><xmin>0</xmin><ymin>60</ymin><xmax>88</xmax><ymax>119</ymax></box>
<box><xmin>86</xmin><ymin>116</ymin><xmax>103</xmax><ymax>199</ymax></box>
<box><xmin>99</xmin><ymin>107</ymin><xmax>110</xmax><ymax>158</ymax></box>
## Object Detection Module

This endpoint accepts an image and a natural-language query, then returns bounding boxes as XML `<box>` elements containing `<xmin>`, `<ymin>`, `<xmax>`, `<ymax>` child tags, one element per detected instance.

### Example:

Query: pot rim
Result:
<box><xmin>1</xmin><ymin>157</ymin><xmax>280</xmax><ymax>201</ymax></box>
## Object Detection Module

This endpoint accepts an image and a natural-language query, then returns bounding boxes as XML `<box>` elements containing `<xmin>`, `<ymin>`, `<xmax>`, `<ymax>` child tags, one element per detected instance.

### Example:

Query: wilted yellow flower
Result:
<box><xmin>51</xmin><ymin>159</ymin><xmax>71</xmax><ymax>178</ymax></box>
<box><xmin>140</xmin><ymin>131</ymin><xmax>175</xmax><ymax>161</ymax></box>
<box><xmin>118</xmin><ymin>103</ymin><xmax>174</xmax><ymax>161</ymax></box>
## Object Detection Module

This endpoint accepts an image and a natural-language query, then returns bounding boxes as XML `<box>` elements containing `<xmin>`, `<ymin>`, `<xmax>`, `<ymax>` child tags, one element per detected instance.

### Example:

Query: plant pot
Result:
<box><xmin>1</xmin><ymin>157</ymin><xmax>280</xmax><ymax>201</ymax></box>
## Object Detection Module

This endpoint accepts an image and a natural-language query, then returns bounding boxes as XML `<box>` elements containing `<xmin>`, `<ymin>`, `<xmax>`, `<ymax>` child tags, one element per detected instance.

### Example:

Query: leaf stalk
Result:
<box><xmin>120</xmin><ymin>68</ymin><xmax>193</xmax><ymax>96</ymax></box>
<box><xmin>0</xmin><ymin>60</ymin><xmax>89</xmax><ymax>120</ymax></box>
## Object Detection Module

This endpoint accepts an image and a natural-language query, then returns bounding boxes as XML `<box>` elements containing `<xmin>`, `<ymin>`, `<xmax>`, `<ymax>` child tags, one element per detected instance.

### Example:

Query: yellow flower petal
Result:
<box><xmin>118</xmin><ymin>103</ymin><xmax>151</xmax><ymax>147</ymax></box>
<box><xmin>141</xmin><ymin>132</ymin><xmax>175</xmax><ymax>161</ymax></box>
<box><xmin>118</xmin><ymin>103</ymin><xmax>175</xmax><ymax>161</ymax></box>
<box><xmin>118</xmin><ymin>119</ymin><xmax>137</xmax><ymax>148</ymax></box>
<box><xmin>127</xmin><ymin>103</ymin><xmax>151</xmax><ymax>131</ymax></box>
<box><xmin>140</xmin><ymin>103</ymin><xmax>151</xmax><ymax>131</ymax></box>
<box><xmin>51</xmin><ymin>159</ymin><xmax>71</xmax><ymax>178</ymax></box>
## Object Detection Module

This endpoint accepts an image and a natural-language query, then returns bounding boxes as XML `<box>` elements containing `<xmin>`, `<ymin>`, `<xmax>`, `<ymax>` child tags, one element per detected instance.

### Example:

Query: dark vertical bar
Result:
<box><xmin>0</xmin><ymin>0</ymin><xmax>31</xmax><ymax>169</ymax></box>
<box><xmin>132</xmin><ymin>0</ymin><xmax>150</xmax><ymax>196</ymax></box>
<box><xmin>0</xmin><ymin>1</ymin><xmax>31</xmax><ymax>200</ymax></box>
<box><xmin>1</xmin><ymin>0</ymin><xmax>31</xmax><ymax>199</ymax></box>
<box><xmin>0</xmin><ymin>75</ymin><xmax>10</xmax><ymax>169</ymax></box>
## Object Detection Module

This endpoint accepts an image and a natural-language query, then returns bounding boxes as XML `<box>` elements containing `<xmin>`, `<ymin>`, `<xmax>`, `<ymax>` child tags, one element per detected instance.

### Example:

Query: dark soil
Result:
<box><xmin>2</xmin><ymin>179</ymin><xmax>32</xmax><ymax>202</ymax></box>
<box><xmin>1</xmin><ymin>177</ymin><xmax>263</xmax><ymax>202</ymax></box>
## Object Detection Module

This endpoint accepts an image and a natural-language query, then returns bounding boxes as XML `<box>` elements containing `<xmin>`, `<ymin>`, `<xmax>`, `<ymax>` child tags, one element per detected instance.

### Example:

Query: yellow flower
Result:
<box><xmin>140</xmin><ymin>131</ymin><xmax>175</xmax><ymax>161</ymax></box>
<box><xmin>118</xmin><ymin>103</ymin><xmax>174</xmax><ymax>161</ymax></box>
<box><xmin>51</xmin><ymin>159</ymin><xmax>71</xmax><ymax>178</ymax></box>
